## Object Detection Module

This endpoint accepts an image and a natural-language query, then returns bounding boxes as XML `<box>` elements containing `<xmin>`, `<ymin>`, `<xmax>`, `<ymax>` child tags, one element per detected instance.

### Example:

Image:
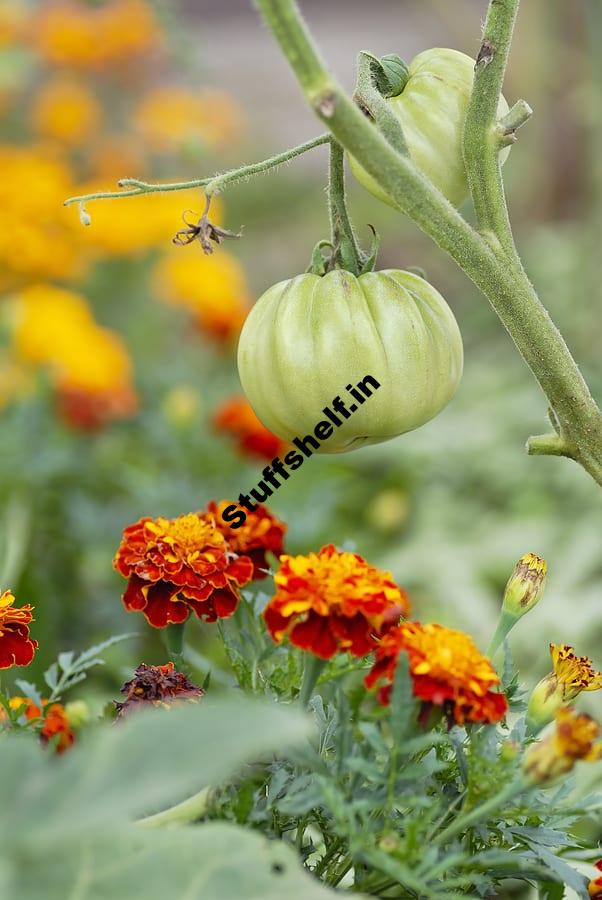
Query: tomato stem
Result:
<box><xmin>327</xmin><ymin>140</ymin><xmax>363</xmax><ymax>275</ymax></box>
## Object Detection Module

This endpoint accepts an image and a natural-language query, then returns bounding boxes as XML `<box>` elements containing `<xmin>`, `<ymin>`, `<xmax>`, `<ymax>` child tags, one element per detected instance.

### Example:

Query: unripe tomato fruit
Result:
<box><xmin>237</xmin><ymin>269</ymin><xmax>463</xmax><ymax>453</ymax></box>
<box><xmin>349</xmin><ymin>48</ymin><xmax>510</xmax><ymax>208</ymax></box>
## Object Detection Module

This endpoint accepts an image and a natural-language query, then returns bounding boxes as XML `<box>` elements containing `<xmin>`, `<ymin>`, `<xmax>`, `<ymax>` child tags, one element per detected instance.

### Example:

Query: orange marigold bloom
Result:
<box><xmin>113</xmin><ymin>512</ymin><xmax>254</xmax><ymax>628</ymax></box>
<box><xmin>134</xmin><ymin>87</ymin><xmax>244</xmax><ymax>154</ymax></box>
<box><xmin>31</xmin><ymin>0</ymin><xmax>161</xmax><ymax>68</ymax></box>
<box><xmin>264</xmin><ymin>545</ymin><xmax>409</xmax><ymax>660</ymax></box>
<box><xmin>524</xmin><ymin>707</ymin><xmax>602</xmax><ymax>784</ymax></box>
<box><xmin>0</xmin><ymin>590</ymin><xmax>38</xmax><ymax>669</ymax></box>
<box><xmin>208</xmin><ymin>500</ymin><xmax>286</xmax><ymax>580</ymax></box>
<box><xmin>527</xmin><ymin>644</ymin><xmax>602</xmax><ymax>731</ymax></box>
<box><xmin>1</xmin><ymin>696</ymin><xmax>73</xmax><ymax>753</ymax></box>
<box><xmin>589</xmin><ymin>861</ymin><xmax>602</xmax><ymax>899</ymax></box>
<box><xmin>115</xmin><ymin>661</ymin><xmax>204</xmax><ymax>718</ymax></box>
<box><xmin>31</xmin><ymin>76</ymin><xmax>102</xmax><ymax>146</ymax></box>
<box><xmin>365</xmin><ymin>622</ymin><xmax>508</xmax><ymax>725</ymax></box>
<box><xmin>213</xmin><ymin>396</ymin><xmax>288</xmax><ymax>461</ymax></box>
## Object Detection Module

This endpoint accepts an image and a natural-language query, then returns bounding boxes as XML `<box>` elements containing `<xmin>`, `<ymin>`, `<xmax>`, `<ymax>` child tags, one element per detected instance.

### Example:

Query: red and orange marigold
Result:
<box><xmin>4</xmin><ymin>696</ymin><xmax>74</xmax><ymax>753</ymax></box>
<box><xmin>0</xmin><ymin>590</ymin><xmax>38</xmax><ymax>669</ymax></box>
<box><xmin>365</xmin><ymin>621</ymin><xmax>508</xmax><ymax>725</ymax></box>
<box><xmin>113</xmin><ymin>512</ymin><xmax>253</xmax><ymax>628</ymax></box>
<box><xmin>589</xmin><ymin>861</ymin><xmax>602</xmax><ymax>898</ymax></box>
<box><xmin>208</xmin><ymin>500</ymin><xmax>286</xmax><ymax>580</ymax></box>
<box><xmin>263</xmin><ymin>544</ymin><xmax>409</xmax><ymax>660</ymax></box>
<box><xmin>213</xmin><ymin>395</ymin><xmax>288</xmax><ymax>461</ymax></box>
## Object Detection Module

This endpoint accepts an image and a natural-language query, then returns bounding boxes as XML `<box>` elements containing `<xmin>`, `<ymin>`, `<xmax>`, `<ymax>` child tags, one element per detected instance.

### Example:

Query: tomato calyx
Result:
<box><xmin>306</xmin><ymin>226</ymin><xmax>380</xmax><ymax>277</ymax></box>
<box><xmin>357</xmin><ymin>52</ymin><xmax>409</xmax><ymax>102</ymax></box>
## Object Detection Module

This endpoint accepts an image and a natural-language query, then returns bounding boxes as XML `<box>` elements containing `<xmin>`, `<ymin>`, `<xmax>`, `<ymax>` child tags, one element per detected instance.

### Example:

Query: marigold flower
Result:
<box><xmin>502</xmin><ymin>552</ymin><xmax>547</xmax><ymax>619</ymax></box>
<box><xmin>208</xmin><ymin>501</ymin><xmax>286</xmax><ymax>580</ymax></box>
<box><xmin>588</xmin><ymin>861</ymin><xmax>602</xmax><ymax>898</ymax></box>
<box><xmin>0</xmin><ymin>590</ymin><xmax>38</xmax><ymax>669</ymax></box>
<box><xmin>152</xmin><ymin>246</ymin><xmax>249</xmax><ymax>343</ymax></box>
<box><xmin>0</xmin><ymin>1</ymin><xmax>29</xmax><ymax>48</ymax></box>
<box><xmin>115</xmin><ymin>661</ymin><xmax>204</xmax><ymax>719</ymax></box>
<box><xmin>523</xmin><ymin>707</ymin><xmax>602</xmax><ymax>784</ymax></box>
<box><xmin>0</xmin><ymin>145</ymin><xmax>86</xmax><ymax>283</ymax></box>
<box><xmin>365</xmin><ymin>622</ymin><xmax>508</xmax><ymax>725</ymax></box>
<box><xmin>113</xmin><ymin>512</ymin><xmax>254</xmax><ymax>628</ymax></box>
<box><xmin>527</xmin><ymin>644</ymin><xmax>602</xmax><ymax>731</ymax></box>
<box><xmin>31</xmin><ymin>0</ymin><xmax>161</xmax><ymax>68</ymax></box>
<box><xmin>134</xmin><ymin>87</ymin><xmax>244</xmax><ymax>154</ymax></box>
<box><xmin>31</xmin><ymin>76</ymin><xmax>102</xmax><ymax>146</ymax></box>
<box><xmin>213</xmin><ymin>395</ymin><xmax>288</xmax><ymax>461</ymax></box>
<box><xmin>264</xmin><ymin>545</ymin><xmax>409</xmax><ymax>660</ymax></box>
<box><xmin>1</xmin><ymin>693</ymin><xmax>74</xmax><ymax>751</ymax></box>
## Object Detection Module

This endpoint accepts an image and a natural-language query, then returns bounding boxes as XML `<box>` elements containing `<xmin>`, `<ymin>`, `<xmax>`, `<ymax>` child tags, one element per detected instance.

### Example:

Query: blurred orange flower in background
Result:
<box><xmin>208</xmin><ymin>500</ymin><xmax>287</xmax><ymax>580</ymax></box>
<box><xmin>134</xmin><ymin>87</ymin><xmax>245</xmax><ymax>154</ymax></box>
<box><xmin>0</xmin><ymin>1</ymin><xmax>29</xmax><ymax>48</ymax></box>
<box><xmin>0</xmin><ymin>589</ymin><xmax>38</xmax><ymax>669</ymax></box>
<box><xmin>153</xmin><ymin>243</ymin><xmax>249</xmax><ymax>342</ymax></box>
<box><xmin>213</xmin><ymin>395</ymin><xmax>288</xmax><ymax>460</ymax></box>
<box><xmin>264</xmin><ymin>544</ymin><xmax>409</xmax><ymax>660</ymax></box>
<box><xmin>3</xmin><ymin>696</ymin><xmax>75</xmax><ymax>753</ymax></box>
<box><xmin>31</xmin><ymin>0</ymin><xmax>161</xmax><ymax>69</ymax></box>
<box><xmin>31</xmin><ymin>76</ymin><xmax>102</xmax><ymax>146</ymax></box>
<box><xmin>365</xmin><ymin>621</ymin><xmax>508</xmax><ymax>725</ymax></box>
<box><xmin>114</xmin><ymin>512</ymin><xmax>254</xmax><ymax>628</ymax></box>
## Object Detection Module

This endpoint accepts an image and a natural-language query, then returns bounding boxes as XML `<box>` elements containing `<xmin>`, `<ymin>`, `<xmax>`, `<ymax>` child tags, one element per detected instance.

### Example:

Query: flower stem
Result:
<box><xmin>164</xmin><ymin>622</ymin><xmax>187</xmax><ymax>670</ymax></box>
<box><xmin>254</xmin><ymin>0</ymin><xmax>602</xmax><ymax>487</ymax></box>
<box><xmin>64</xmin><ymin>133</ymin><xmax>330</xmax><ymax>208</ymax></box>
<box><xmin>137</xmin><ymin>786</ymin><xmax>212</xmax><ymax>828</ymax></box>
<box><xmin>487</xmin><ymin>608</ymin><xmax>519</xmax><ymax>657</ymax></box>
<box><xmin>327</xmin><ymin>140</ymin><xmax>362</xmax><ymax>274</ymax></box>
<box><xmin>434</xmin><ymin>778</ymin><xmax>527</xmax><ymax>846</ymax></box>
<box><xmin>298</xmin><ymin>655</ymin><xmax>327</xmax><ymax>708</ymax></box>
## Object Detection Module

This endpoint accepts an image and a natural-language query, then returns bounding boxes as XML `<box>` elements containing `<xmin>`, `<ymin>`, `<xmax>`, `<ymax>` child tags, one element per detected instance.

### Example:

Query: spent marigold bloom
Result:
<box><xmin>365</xmin><ymin>622</ymin><xmax>508</xmax><ymax>726</ymax></box>
<box><xmin>588</xmin><ymin>861</ymin><xmax>602</xmax><ymax>898</ymax></box>
<box><xmin>134</xmin><ymin>87</ymin><xmax>244</xmax><ymax>154</ymax></box>
<box><xmin>113</xmin><ymin>512</ymin><xmax>254</xmax><ymax>628</ymax></box>
<box><xmin>152</xmin><ymin>246</ymin><xmax>249</xmax><ymax>343</ymax></box>
<box><xmin>31</xmin><ymin>76</ymin><xmax>102</xmax><ymax>146</ymax></box>
<box><xmin>527</xmin><ymin>644</ymin><xmax>602</xmax><ymax>731</ymax></box>
<box><xmin>208</xmin><ymin>500</ymin><xmax>286</xmax><ymax>580</ymax></box>
<box><xmin>213</xmin><ymin>395</ymin><xmax>288</xmax><ymax>461</ymax></box>
<box><xmin>263</xmin><ymin>544</ymin><xmax>409</xmax><ymax>660</ymax></box>
<box><xmin>0</xmin><ymin>590</ymin><xmax>38</xmax><ymax>669</ymax></box>
<box><xmin>31</xmin><ymin>0</ymin><xmax>161</xmax><ymax>68</ymax></box>
<box><xmin>524</xmin><ymin>707</ymin><xmax>602</xmax><ymax>784</ymax></box>
<box><xmin>502</xmin><ymin>552</ymin><xmax>547</xmax><ymax>619</ymax></box>
<box><xmin>115</xmin><ymin>662</ymin><xmax>204</xmax><ymax>719</ymax></box>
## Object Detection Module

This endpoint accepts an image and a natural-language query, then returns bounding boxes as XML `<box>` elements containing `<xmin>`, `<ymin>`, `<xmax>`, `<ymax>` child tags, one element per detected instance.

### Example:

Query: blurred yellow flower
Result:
<box><xmin>134</xmin><ymin>87</ymin><xmax>245</xmax><ymax>154</ymax></box>
<box><xmin>89</xmin><ymin>135</ymin><xmax>147</xmax><ymax>181</ymax></box>
<box><xmin>0</xmin><ymin>144</ymin><xmax>86</xmax><ymax>283</ymax></box>
<box><xmin>153</xmin><ymin>247</ymin><xmax>251</xmax><ymax>342</ymax></box>
<box><xmin>71</xmin><ymin>186</ymin><xmax>215</xmax><ymax>257</ymax></box>
<box><xmin>31</xmin><ymin>0</ymin><xmax>161</xmax><ymax>69</ymax></box>
<box><xmin>10</xmin><ymin>284</ymin><xmax>138</xmax><ymax>430</ymax></box>
<box><xmin>31</xmin><ymin>77</ymin><xmax>102</xmax><ymax>146</ymax></box>
<box><xmin>0</xmin><ymin>1</ymin><xmax>29</xmax><ymax>48</ymax></box>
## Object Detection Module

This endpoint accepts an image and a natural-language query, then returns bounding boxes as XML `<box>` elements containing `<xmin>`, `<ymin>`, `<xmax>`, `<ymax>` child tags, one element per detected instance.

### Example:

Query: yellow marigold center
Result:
<box><xmin>146</xmin><ymin>513</ymin><xmax>225</xmax><ymax>556</ymax></box>
<box><xmin>399</xmin><ymin>623</ymin><xmax>500</xmax><ymax>694</ymax></box>
<box><xmin>551</xmin><ymin>644</ymin><xmax>602</xmax><ymax>693</ymax></box>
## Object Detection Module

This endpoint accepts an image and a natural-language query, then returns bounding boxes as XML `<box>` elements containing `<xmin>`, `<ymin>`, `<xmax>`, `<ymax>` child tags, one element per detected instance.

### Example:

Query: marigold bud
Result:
<box><xmin>527</xmin><ymin>644</ymin><xmax>602</xmax><ymax>732</ymax></box>
<box><xmin>502</xmin><ymin>552</ymin><xmax>547</xmax><ymax>619</ymax></box>
<box><xmin>64</xmin><ymin>700</ymin><xmax>90</xmax><ymax>728</ymax></box>
<box><xmin>523</xmin><ymin>707</ymin><xmax>602</xmax><ymax>785</ymax></box>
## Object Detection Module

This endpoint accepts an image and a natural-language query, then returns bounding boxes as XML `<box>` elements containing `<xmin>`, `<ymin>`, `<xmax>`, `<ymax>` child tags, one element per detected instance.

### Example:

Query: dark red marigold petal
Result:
<box><xmin>180</xmin><ymin>582</ymin><xmax>213</xmax><ymax>602</ymax></box>
<box><xmin>263</xmin><ymin>605</ymin><xmax>290</xmax><ymax>642</ymax></box>
<box><xmin>330</xmin><ymin>614</ymin><xmax>376</xmax><ymax>657</ymax></box>
<box><xmin>143</xmin><ymin>583</ymin><xmax>189</xmax><ymax>628</ymax></box>
<box><xmin>0</xmin><ymin>629</ymin><xmax>38</xmax><ymax>668</ymax></box>
<box><xmin>227</xmin><ymin>555</ymin><xmax>254</xmax><ymax>586</ymax></box>
<box><xmin>122</xmin><ymin>575</ymin><xmax>149</xmax><ymax>612</ymax></box>
<box><xmin>212</xmin><ymin>587</ymin><xmax>240</xmax><ymax>619</ymax></box>
<box><xmin>290</xmin><ymin>612</ymin><xmax>338</xmax><ymax>660</ymax></box>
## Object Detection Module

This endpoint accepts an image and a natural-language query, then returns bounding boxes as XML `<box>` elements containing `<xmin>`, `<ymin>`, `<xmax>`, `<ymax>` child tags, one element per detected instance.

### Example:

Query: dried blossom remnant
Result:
<box><xmin>173</xmin><ymin>197</ymin><xmax>242</xmax><ymax>255</ymax></box>
<box><xmin>502</xmin><ymin>552</ymin><xmax>547</xmax><ymax>618</ymax></box>
<box><xmin>115</xmin><ymin>662</ymin><xmax>204</xmax><ymax>718</ymax></box>
<box><xmin>264</xmin><ymin>544</ymin><xmax>409</xmax><ymax>660</ymax></box>
<box><xmin>365</xmin><ymin>621</ymin><xmax>508</xmax><ymax>726</ymax></box>
<box><xmin>113</xmin><ymin>511</ymin><xmax>253</xmax><ymax>628</ymax></box>
<box><xmin>523</xmin><ymin>707</ymin><xmax>602</xmax><ymax>785</ymax></box>
<box><xmin>528</xmin><ymin>644</ymin><xmax>602</xmax><ymax>730</ymax></box>
<box><xmin>207</xmin><ymin>500</ymin><xmax>286</xmax><ymax>580</ymax></box>
<box><xmin>0</xmin><ymin>590</ymin><xmax>38</xmax><ymax>669</ymax></box>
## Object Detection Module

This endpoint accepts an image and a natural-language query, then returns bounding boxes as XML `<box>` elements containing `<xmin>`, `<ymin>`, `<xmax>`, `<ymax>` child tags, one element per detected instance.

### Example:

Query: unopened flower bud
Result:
<box><xmin>527</xmin><ymin>644</ymin><xmax>602</xmax><ymax>732</ymax></box>
<box><xmin>79</xmin><ymin>202</ymin><xmax>91</xmax><ymax>227</ymax></box>
<box><xmin>64</xmin><ymin>699</ymin><xmax>90</xmax><ymax>728</ymax></box>
<box><xmin>502</xmin><ymin>553</ymin><xmax>547</xmax><ymax>619</ymax></box>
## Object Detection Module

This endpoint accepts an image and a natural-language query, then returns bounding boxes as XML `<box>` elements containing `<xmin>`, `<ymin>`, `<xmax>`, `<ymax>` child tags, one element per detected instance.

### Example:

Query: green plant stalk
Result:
<box><xmin>137</xmin><ymin>786</ymin><xmax>212</xmax><ymax>828</ymax></box>
<box><xmin>164</xmin><ymin>621</ymin><xmax>187</xmax><ymax>670</ymax></box>
<box><xmin>254</xmin><ymin>0</ymin><xmax>602</xmax><ymax>486</ymax></box>
<box><xmin>353</xmin><ymin>51</ymin><xmax>409</xmax><ymax>155</ymax></box>
<box><xmin>327</xmin><ymin>140</ymin><xmax>362</xmax><ymax>273</ymax></box>
<box><xmin>64</xmin><ymin>133</ymin><xmax>330</xmax><ymax>207</ymax></box>
<box><xmin>487</xmin><ymin>608</ymin><xmax>519</xmax><ymax>657</ymax></box>
<box><xmin>434</xmin><ymin>778</ymin><xmax>527</xmax><ymax>846</ymax></box>
<box><xmin>0</xmin><ymin>493</ymin><xmax>31</xmax><ymax>588</ymax></box>
<box><xmin>298</xmin><ymin>655</ymin><xmax>326</xmax><ymax>708</ymax></box>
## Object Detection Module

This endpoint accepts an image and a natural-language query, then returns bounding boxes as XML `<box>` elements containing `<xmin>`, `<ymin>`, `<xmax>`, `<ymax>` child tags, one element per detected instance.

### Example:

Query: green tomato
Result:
<box><xmin>237</xmin><ymin>269</ymin><xmax>463</xmax><ymax>454</ymax></box>
<box><xmin>349</xmin><ymin>48</ymin><xmax>510</xmax><ymax>208</ymax></box>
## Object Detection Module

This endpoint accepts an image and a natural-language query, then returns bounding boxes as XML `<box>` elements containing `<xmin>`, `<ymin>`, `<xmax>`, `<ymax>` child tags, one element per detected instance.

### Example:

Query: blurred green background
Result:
<box><xmin>0</xmin><ymin>0</ymin><xmax>600</xmax><ymax>724</ymax></box>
